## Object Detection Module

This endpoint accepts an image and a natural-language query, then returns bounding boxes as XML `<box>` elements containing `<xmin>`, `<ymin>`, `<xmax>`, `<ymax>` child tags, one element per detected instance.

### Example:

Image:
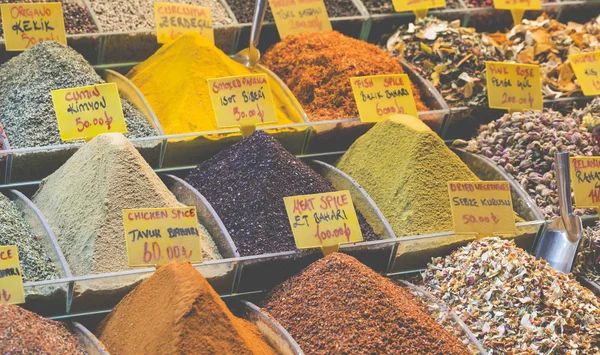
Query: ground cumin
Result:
<box><xmin>259</xmin><ymin>31</ymin><xmax>429</xmax><ymax>122</ymax></box>
<box><xmin>127</xmin><ymin>32</ymin><xmax>303</xmax><ymax>135</ymax></box>
<box><xmin>97</xmin><ymin>262</ymin><xmax>277</xmax><ymax>355</ymax></box>
<box><xmin>262</xmin><ymin>252</ymin><xmax>470</xmax><ymax>355</ymax></box>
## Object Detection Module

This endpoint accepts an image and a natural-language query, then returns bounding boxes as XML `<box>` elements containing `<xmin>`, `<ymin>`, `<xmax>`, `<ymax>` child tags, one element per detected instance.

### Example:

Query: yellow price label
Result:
<box><xmin>51</xmin><ymin>83</ymin><xmax>127</xmax><ymax>142</ymax></box>
<box><xmin>448</xmin><ymin>181</ymin><xmax>517</xmax><ymax>237</ymax></box>
<box><xmin>0</xmin><ymin>2</ymin><xmax>66</xmax><ymax>51</ymax></box>
<box><xmin>0</xmin><ymin>246</ymin><xmax>25</xmax><ymax>305</ymax></box>
<box><xmin>486</xmin><ymin>61</ymin><xmax>542</xmax><ymax>112</ymax></box>
<box><xmin>268</xmin><ymin>0</ymin><xmax>332</xmax><ymax>38</ymax></box>
<box><xmin>207</xmin><ymin>73</ymin><xmax>277</xmax><ymax>136</ymax></box>
<box><xmin>392</xmin><ymin>0</ymin><xmax>446</xmax><ymax>18</ymax></box>
<box><xmin>350</xmin><ymin>74</ymin><xmax>418</xmax><ymax>123</ymax></box>
<box><xmin>493</xmin><ymin>0</ymin><xmax>541</xmax><ymax>23</ymax></box>
<box><xmin>154</xmin><ymin>2</ymin><xmax>214</xmax><ymax>44</ymax></box>
<box><xmin>569</xmin><ymin>157</ymin><xmax>600</xmax><ymax>210</ymax></box>
<box><xmin>123</xmin><ymin>207</ymin><xmax>204</xmax><ymax>267</ymax></box>
<box><xmin>283</xmin><ymin>190</ymin><xmax>363</xmax><ymax>255</ymax></box>
<box><xmin>569</xmin><ymin>52</ymin><xmax>600</xmax><ymax>96</ymax></box>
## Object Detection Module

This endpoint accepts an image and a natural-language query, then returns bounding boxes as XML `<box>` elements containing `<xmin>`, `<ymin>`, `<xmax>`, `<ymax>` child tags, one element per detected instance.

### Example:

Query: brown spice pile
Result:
<box><xmin>260</xmin><ymin>31</ymin><xmax>429</xmax><ymax>122</ymax></box>
<box><xmin>97</xmin><ymin>262</ymin><xmax>277</xmax><ymax>355</ymax></box>
<box><xmin>262</xmin><ymin>253</ymin><xmax>470</xmax><ymax>355</ymax></box>
<box><xmin>0</xmin><ymin>305</ymin><xmax>85</xmax><ymax>354</ymax></box>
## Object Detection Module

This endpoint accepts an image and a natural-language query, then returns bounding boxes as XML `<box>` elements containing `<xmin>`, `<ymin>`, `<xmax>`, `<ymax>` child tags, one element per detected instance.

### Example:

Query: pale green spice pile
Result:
<box><xmin>335</xmin><ymin>115</ymin><xmax>479</xmax><ymax>237</ymax></box>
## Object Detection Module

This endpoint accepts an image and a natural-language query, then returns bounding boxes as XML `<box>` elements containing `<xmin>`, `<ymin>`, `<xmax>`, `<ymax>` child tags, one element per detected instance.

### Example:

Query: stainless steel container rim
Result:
<box><xmin>72</xmin><ymin>321</ymin><xmax>111</xmax><ymax>355</ymax></box>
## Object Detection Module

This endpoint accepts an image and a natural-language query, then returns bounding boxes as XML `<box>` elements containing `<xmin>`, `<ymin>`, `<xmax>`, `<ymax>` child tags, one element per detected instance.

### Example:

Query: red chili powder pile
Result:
<box><xmin>260</xmin><ymin>31</ymin><xmax>430</xmax><ymax>122</ymax></box>
<box><xmin>97</xmin><ymin>262</ymin><xmax>277</xmax><ymax>355</ymax></box>
<box><xmin>262</xmin><ymin>253</ymin><xmax>470</xmax><ymax>355</ymax></box>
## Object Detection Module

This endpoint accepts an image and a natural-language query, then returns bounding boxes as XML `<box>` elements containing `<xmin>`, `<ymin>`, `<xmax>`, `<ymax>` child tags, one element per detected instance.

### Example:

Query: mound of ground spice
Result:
<box><xmin>335</xmin><ymin>115</ymin><xmax>478</xmax><ymax>236</ymax></box>
<box><xmin>0</xmin><ymin>305</ymin><xmax>85</xmax><ymax>354</ymax></box>
<box><xmin>262</xmin><ymin>252</ymin><xmax>470</xmax><ymax>354</ymax></box>
<box><xmin>97</xmin><ymin>262</ymin><xmax>277</xmax><ymax>355</ymax></box>
<box><xmin>33</xmin><ymin>133</ymin><xmax>220</xmax><ymax>276</ymax></box>
<box><xmin>184</xmin><ymin>131</ymin><xmax>378</xmax><ymax>256</ymax></box>
<box><xmin>260</xmin><ymin>31</ymin><xmax>429</xmax><ymax>122</ymax></box>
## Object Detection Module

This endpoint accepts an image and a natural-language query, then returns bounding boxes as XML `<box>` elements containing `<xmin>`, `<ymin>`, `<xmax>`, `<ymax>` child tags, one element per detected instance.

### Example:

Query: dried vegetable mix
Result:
<box><xmin>228</xmin><ymin>0</ymin><xmax>359</xmax><ymax>23</ymax></box>
<box><xmin>184</xmin><ymin>131</ymin><xmax>378</xmax><ymax>256</ymax></box>
<box><xmin>461</xmin><ymin>109</ymin><xmax>599</xmax><ymax>218</ymax></box>
<box><xmin>0</xmin><ymin>305</ymin><xmax>86</xmax><ymax>354</ymax></box>
<box><xmin>422</xmin><ymin>237</ymin><xmax>600</xmax><ymax>354</ymax></box>
<box><xmin>263</xmin><ymin>253</ymin><xmax>470</xmax><ymax>354</ymax></box>
<box><xmin>260</xmin><ymin>31</ymin><xmax>429</xmax><ymax>122</ymax></box>
<box><xmin>387</xmin><ymin>17</ymin><xmax>504</xmax><ymax>109</ymax></box>
<box><xmin>98</xmin><ymin>262</ymin><xmax>277</xmax><ymax>355</ymax></box>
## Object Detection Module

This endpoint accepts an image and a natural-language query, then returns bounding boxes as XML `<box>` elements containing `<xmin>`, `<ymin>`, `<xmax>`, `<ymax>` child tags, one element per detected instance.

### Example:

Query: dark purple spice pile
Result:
<box><xmin>0</xmin><ymin>0</ymin><xmax>97</xmax><ymax>38</ymax></box>
<box><xmin>228</xmin><ymin>0</ymin><xmax>359</xmax><ymax>23</ymax></box>
<box><xmin>184</xmin><ymin>131</ymin><xmax>378</xmax><ymax>256</ymax></box>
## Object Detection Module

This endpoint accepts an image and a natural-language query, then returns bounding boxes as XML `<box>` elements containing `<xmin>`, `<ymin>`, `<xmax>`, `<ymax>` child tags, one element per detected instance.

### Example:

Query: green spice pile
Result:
<box><xmin>335</xmin><ymin>115</ymin><xmax>479</xmax><ymax>237</ymax></box>
<box><xmin>0</xmin><ymin>193</ymin><xmax>58</xmax><ymax>282</ymax></box>
<box><xmin>0</xmin><ymin>305</ymin><xmax>85</xmax><ymax>354</ymax></box>
<box><xmin>262</xmin><ymin>253</ymin><xmax>471</xmax><ymax>355</ymax></box>
<box><xmin>574</xmin><ymin>222</ymin><xmax>600</xmax><ymax>283</ymax></box>
<box><xmin>33</xmin><ymin>133</ymin><xmax>220</xmax><ymax>276</ymax></box>
<box><xmin>462</xmin><ymin>109</ymin><xmax>599</xmax><ymax>218</ymax></box>
<box><xmin>0</xmin><ymin>41</ymin><xmax>156</xmax><ymax>149</ymax></box>
<box><xmin>422</xmin><ymin>237</ymin><xmax>600</xmax><ymax>354</ymax></box>
<box><xmin>387</xmin><ymin>17</ymin><xmax>504</xmax><ymax>108</ymax></box>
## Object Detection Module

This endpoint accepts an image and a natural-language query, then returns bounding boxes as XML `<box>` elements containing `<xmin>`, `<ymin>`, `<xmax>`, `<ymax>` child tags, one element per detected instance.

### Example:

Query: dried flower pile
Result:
<box><xmin>387</xmin><ymin>17</ymin><xmax>503</xmax><ymax>109</ymax></box>
<box><xmin>422</xmin><ymin>237</ymin><xmax>600</xmax><ymax>354</ymax></box>
<box><xmin>461</xmin><ymin>109</ymin><xmax>599</xmax><ymax>218</ymax></box>
<box><xmin>574</xmin><ymin>222</ymin><xmax>600</xmax><ymax>283</ymax></box>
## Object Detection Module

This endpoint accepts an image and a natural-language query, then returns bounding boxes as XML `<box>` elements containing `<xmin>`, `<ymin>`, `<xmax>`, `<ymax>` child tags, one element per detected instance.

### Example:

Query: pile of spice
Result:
<box><xmin>98</xmin><ymin>262</ymin><xmax>277</xmax><ymax>355</ymax></box>
<box><xmin>32</xmin><ymin>133</ymin><xmax>220</xmax><ymax>276</ymax></box>
<box><xmin>387</xmin><ymin>17</ymin><xmax>504</xmax><ymax>109</ymax></box>
<box><xmin>0</xmin><ymin>41</ymin><xmax>156</xmax><ymax>149</ymax></box>
<box><xmin>228</xmin><ymin>0</ymin><xmax>359</xmax><ymax>23</ymax></box>
<box><xmin>260</xmin><ymin>31</ymin><xmax>429</xmax><ymax>122</ymax></box>
<box><xmin>495</xmin><ymin>14</ymin><xmax>600</xmax><ymax>99</ymax></box>
<box><xmin>262</xmin><ymin>252</ymin><xmax>470</xmax><ymax>354</ymax></box>
<box><xmin>0</xmin><ymin>193</ymin><xmax>58</xmax><ymax>282</ymax></box>
<box><xmin>461</xmin><ymin>109</ymin><xmax>599</xmax><ymax>218</ymax></box>
<box><xmin>422</xmin><ymin>237</ymin><xmax>600</xmax><ymax>354</ymax></box>
<box><xmin>0</xmin><ymin>0</ymin><xmax>97</xmax><ymax>38</ymax></box>
<box><xmin>335</xmin><ymin>115</ymin><xmax>478</xmax><ymax>236</ymax></box>
<box><xmin>89</xmin><ymin>0</ymin><xmax>231</xmax><ymax>32</ymax></box>
<box><xmin>127</xmin><ymin>32</ymin><xmax>303</xmax><ymax>135</ymax></box>
<box><xmin>0</xmin><ymin>305</ymin><xmax>86</xmax><ymax>354</ymax></box>
<box><xmin>574</xmin><ymin>222</ymin><xmax>600</xmax><ymax>283</ymax></box>
<box><xmin>184</xmin><ymin>131</ymin><xmax>378</xmax><ymax>256</ymax></box>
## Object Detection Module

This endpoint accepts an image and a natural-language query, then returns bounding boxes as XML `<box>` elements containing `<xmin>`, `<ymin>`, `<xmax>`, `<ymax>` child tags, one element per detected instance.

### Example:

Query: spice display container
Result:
<box><xmin>304</xmin><ymin>60</ymin><xmax>449</xmax><ymax>154</ymax></box>
<box><xmin>228</xmin><ymin>300</ymin><xmax>303</xmax><ymax>355</ymax></box>
<box><xmin>399</xmin><ymin>280</ymin><xmax>487</xmax><ymax>354</ymax></box>
<box><xmin>72</xmin><ymin>322</ymin><xmax>111</xmax><ymax>355</ymax></box>
<box><xmin>5</xmin><ymin>69</ymin><xmax>165</xmax><ymax>183</ymax></box>
<box><xmin>161</xmin><ymin>63</ymin><xmax>311</xmax><ymax>169</ymax></box>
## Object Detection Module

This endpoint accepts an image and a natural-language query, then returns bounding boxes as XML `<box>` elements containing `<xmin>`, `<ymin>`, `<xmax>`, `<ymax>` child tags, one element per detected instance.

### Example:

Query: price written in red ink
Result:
<box><xmin>462</xmin><ymin>212</ymin><xmax>500</xmax><ymax>225</ymax></box>
<box><xmin>142</xmin><ymin>242</ymin><xmax>193</xmax><ymax>263</ymax></box>
<box><xmin>268</xmin><ymin>0</ymin><xmax>332</xmax><ymax>38</ymax></box>
<box><xmin>0</xmin><ymin>3</ymin><xmax>67</xmax><ymax>51</ymax></box>
<box><xmin>0</xmin><ymin>245</ymin><xmax>25</xmax><ymax>305</ymax></box>
<box><xmin>486</xmin><ymin>62</ymin><xmax>542</xmax><ymax>112</ymax></box>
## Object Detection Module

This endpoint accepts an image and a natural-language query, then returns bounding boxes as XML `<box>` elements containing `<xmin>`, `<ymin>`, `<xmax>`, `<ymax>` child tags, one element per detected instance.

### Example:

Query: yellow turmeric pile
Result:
<box><xmin>127</xmin><ymin>33</ymin><xmax>303</xmax><ymax>135</ymax></box>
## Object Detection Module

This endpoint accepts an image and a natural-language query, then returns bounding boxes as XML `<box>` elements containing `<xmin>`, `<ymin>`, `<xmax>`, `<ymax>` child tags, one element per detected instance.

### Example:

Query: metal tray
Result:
<box><xmin>72</xmin><ymin>322</ymin><xmax>111</xmax><ymax>355</ymax></box>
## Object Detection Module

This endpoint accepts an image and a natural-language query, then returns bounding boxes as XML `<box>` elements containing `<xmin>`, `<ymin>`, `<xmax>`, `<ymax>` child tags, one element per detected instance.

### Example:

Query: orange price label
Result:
<box><xmin>0</xmin><ymin>246</ymin><xmax>25</xmax><ymax>305</ymax></box>
<box><xmin>486</xmin><ymin>61</ymin><xmax>542</xmax><ymax>112</ymax></box>
<box><xmin>569</xmin><ymin>52</ymin><xmax>600</xmax><ymax>96</ymax></box>
<box><xmin>0</xmin><ymin>2</ymin><xmax>66</xmax><ymax>51</ymax></box>
<box><xmin>268</xmin><ymin>0</ymin><xmax>332</xmax><ymax>38</ymax></box>
<box><xmin>123</xmin><ymin>207</ymin><xmax>204</xmax><ymax>267</ymax></box>
<box><xmin>154</xmin><ymin>2</ymin><xmax>214</xmax><ymax>44</ymax></box>
<box><xmin>448</xmin><ymin>181</ymin><xmax>517</xmax><ymax>237</ymax></box>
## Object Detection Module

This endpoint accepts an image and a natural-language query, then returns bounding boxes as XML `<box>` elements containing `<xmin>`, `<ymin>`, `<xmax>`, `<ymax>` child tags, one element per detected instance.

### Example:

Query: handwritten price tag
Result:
<box><xmin>0</xmin><ymin>246</ymin><xmax>25</xmax><ymax>305</ymax></box>
<box><xmin>350</xmin><ymin>74</ymin><xmax>418</xmax><ymax>123</ymax></box>
<box><xmin>51</xmin><ymin>83</ymin><xmax>127</xmax><ymax>142</ymax></box>
<box><xmin>486</xmin><ymin>61</ymin><xmax>542</xmax><ymax>112</ymax></box>
<box><xmin>123</xmin><ymin>207</ymin><xmax>204</xmax><ymax>267</ymax></box>
<box><xmin>569</xmin><ymin>52</ymin><xmax>600</xmax><ymax>96</ymax></box>
<box><xmin>569</xmin><ymin>157</ymin><xmax>600</xmax><ymax>212</ymax></box>
<box><xmin>0</xmin><ymin>2</ymin><xmax>66</xmax><ymax>51</ymax></box>
<box><xmin>154</xmin><ymin>2</ymin><xmax>214</xmax><ymax>44</ymax></box>
<box><xmin>268</xmin><ymin>0</ymin><xmax>332</xmax><ymax>38</ymax></box>
<box><xmin>392</xmin><ymin>0</ymin><xmax>446</xmax><ymax>18</ymax></box>
<box><xmin>448</xmin><ymin>181</ymin><xmax>517</xmax><ymax>237</ymax></box>
<box><xmin>284</xmin><ymin>190</ymin><xmax>363</xmax><ymax>256</ymax></box>
<box><xmin>207</xmin><ymin>73</ymin><xmax>277</xmax><ymax>137</ymax></box>
<box><xmin>493</xmin><ymin>0</ymin><xmax>541</xmax><ymax>23</ymax></box>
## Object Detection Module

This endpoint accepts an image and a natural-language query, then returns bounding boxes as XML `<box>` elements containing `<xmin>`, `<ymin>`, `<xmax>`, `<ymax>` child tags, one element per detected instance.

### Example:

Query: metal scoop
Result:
<box><xmin>534</xmin><ymin>151</ymin><xmax>583</xmax><ymax>273</ymax></box>
<box><xmin>233</xmin><ymin>0</ymin><xmax>267</xmax><ymax>67</ymax></box>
